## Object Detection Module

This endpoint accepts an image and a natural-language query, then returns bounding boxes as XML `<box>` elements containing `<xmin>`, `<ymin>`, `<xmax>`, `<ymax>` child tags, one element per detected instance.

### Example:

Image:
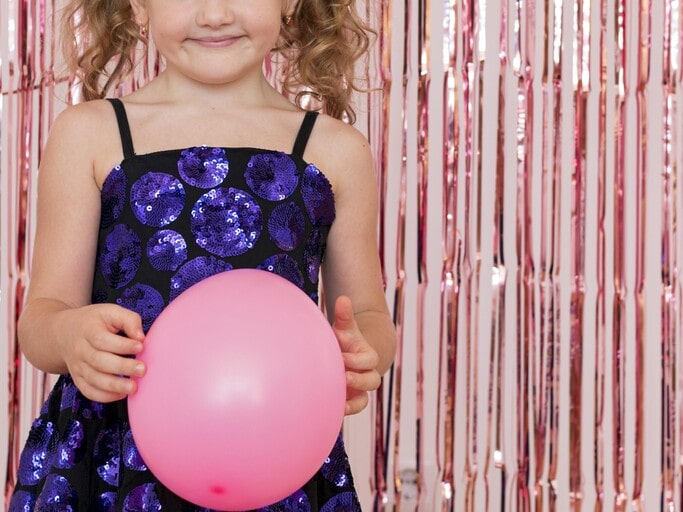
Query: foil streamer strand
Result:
<box><xmin>569</xmin><ymin>0</ymin><xmax>591</xmax><ymax>508</ymax></box>
<box><xmin>483</xmin><ymin>1</ymin><xmax>508</xmax><ymax>510</ymax></box>
<box><xmin>371</xmin><ymin>0</ymin><xmax>393</xmax><ymax>508</ymax></box>
<box><xmin>390</xmin><ymin>0</ymin><xmax>411</xmax><ymax>505</ymax></box>
<box><xmin>537</xmin><ymin>1</ymin><xmax>563</xmax><ymax>511</ymax></box>
<box><xmin>437</xmin><ymin>0</ymin><xmax>458</xmax><ymax>508</ymax></box>
<box><xmin>544</xmin><ymin>3</ymin><xmax>564</xmax><ymax>510</ymax></box>
<box><xmin>459</xmin><ymin>0</ymin><xmax>480</xmax><ymax>509</ymax></box>
<box><xmin>631</xmin><ymin>1</ymin><xmax>650</xmax><ymax>509</ymax></box>
<box><xmin>661</xmin><ymin>2</ymin><xmax>677</xmax><ymax>510</ymax></box>
<box><xmin>415</xmin><ymin>0</ymin><xmax>430</xmax><ymax>505</ymax></box>
<box><xmin>511</xmin><ymin>0</ymin><xmax>534</xmax><ymax>508</ymax></box>
<box><xmin>594</xmin><ymin>0</ymin><xmax>609</xmax><ymax>509</ymax></box>
<box><xmin>612</xmin><ymin>0</ymin><xmax>628</xmax><ymax>506</ymax></box>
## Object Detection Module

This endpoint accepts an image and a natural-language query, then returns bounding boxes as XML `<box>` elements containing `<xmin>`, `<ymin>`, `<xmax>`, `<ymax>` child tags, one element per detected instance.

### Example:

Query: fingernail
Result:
<box><xmin>135</xmin><ymin>363</ymin><xmax>145</xmax><ymax>377</ymax></box>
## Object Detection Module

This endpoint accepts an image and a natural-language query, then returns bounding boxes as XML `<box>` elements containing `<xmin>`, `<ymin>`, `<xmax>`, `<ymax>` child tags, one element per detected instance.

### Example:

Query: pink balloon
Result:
<box><xmin>127</xmin><ymin>269</ymin><xmax>346</xmax><ymax>511</ymax></box>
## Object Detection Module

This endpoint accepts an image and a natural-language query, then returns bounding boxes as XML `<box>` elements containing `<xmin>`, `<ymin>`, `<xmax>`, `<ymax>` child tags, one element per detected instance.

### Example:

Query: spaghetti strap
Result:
<box><xmin>291</xmin><ymin>111</ymin><xmax>319</xmax><ymax>158</ymax></box>
<box><xmin>106</xmin><ymin>98</ymin><xmax>136</xmax><ymax>159</ymax></box>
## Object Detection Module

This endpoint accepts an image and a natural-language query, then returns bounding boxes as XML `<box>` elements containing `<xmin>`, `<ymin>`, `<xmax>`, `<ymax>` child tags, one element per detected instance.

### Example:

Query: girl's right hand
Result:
<box><xmin>58</xmin><ymin>304</ymin><xmax>146</xmax><ymax>403</ymax></box>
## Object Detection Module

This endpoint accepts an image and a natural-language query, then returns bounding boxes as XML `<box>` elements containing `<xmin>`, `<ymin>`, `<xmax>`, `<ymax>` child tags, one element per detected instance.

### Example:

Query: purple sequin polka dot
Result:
<box><xmin>322</xmin><ymin>457</ymin><xmax>351</xmax><ymax>487</ymax></box>
<box><xmin>17</xmin><ymin>419</ymin><xmax>56</xmax><ymax>486</ymax></box>
<box><xmin>147</xmin><ymin>229</ymin><xmax>188</xmax><ymax>271</ymax></box>
<box><xmin>319</xmin><ymin>491</ymin><xmax>360</xmax><ymax>511</ymax></box>
<box><xmin>191</xmin><ymin>187</ymin><xmax>262</xmax><ymax>257</ymax></box>
<box><xmin>96</xmin><ymin>492</ymin><xmax>117</xmax><ymax>512</ymax></box>
<box><xmin>123</xmin><ymin>483</ymin><xmax>161</xmax><ymax>512</ymax></box>
<box><xmin>101</xmin><ymin>165</ymin><xmax>127</xmax><ymax>229</ymax></box>
<box><xmin>301</xmin><ymin>165</ymin><xmax>335</xmax><ymax>227</ymax></box>
<box><xmin>72</xmin><ymin>394</ymin><xmax>105</xmax><ymax>420</ymax></box>
<box><xmin>60</xmin><ymin>381</ymin><xmax>78</xmax><ymax>411</ymax></box>
<box><xmin>258</xmin><ymin>254</ymin><xmax>304</xmax><ymax>289</ymax></box>
<box><xmin>99</xmin><ymin>224</ymin><xmax>141</xmax><ymax>289</ymax></box>
<box><xmin>246</xmin><ymin>152</ymin><xmax>299</xmax><ymax>201</ymax></box>
<box><xmin>34</xmin><ymin>474</ymin><xmax>78</xmax><ymax>511</ymax></box>
<box><xmin>304</xmin><ymin>229</ymin><xmax>323</xmax><ymax>284</ymax></box>
<box><xmin>268</xmin><ymin>202</ymin><xmax>305</xmax><ymax>251</ymax></box>
<box><xmin>178</xmin><ymin>146</ymin><xmax>229</xmax><ymax>188</ymax></box>
<box><xmin>94</xmin><ymin>426</ymin><xmax>120</xmax><ymax>486</ymax></box>
<box><xmin>117</xmin><ymin>284</ymin><xmax>165</xmax><ymax>332</ymax></box>
<box><xmin>54</xmin><ymin>419</ymin><xmax>84</xmax><ymax>469</ymax></box>
<box><xmin>170</xmin><ymin>256</ymin><xmax>232</xmax><ymax>301</ymax></box>
<box><xmin>321</xmin><ymin>435</ymin><xmax>352</xmax><ymax>487</ymax></box>
<box><xmin>131</xmin><ymin>172</ymin><xmax>185</xmax><ymax>227</ymax></box>
<box><xmin>8</xmin><ymin>490</ymin><xmax>35</xmax><ymax>512</ymax></box>
<box><xmin>123</xmin><ymin>429</ymin><xmax>147</xmax><ymax>471</ymax></box>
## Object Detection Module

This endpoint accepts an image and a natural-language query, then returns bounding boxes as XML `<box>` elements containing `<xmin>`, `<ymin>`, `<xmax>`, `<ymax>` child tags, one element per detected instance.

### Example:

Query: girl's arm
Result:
<box><xmin>18</xmin><ymin>102</ymin><xmax>145</xmax><ymax>402</ymax></box>
<box><xmin>318</xmin><ymin>120</ymin><xmax>397</xmax><ymax>413</ymax></box>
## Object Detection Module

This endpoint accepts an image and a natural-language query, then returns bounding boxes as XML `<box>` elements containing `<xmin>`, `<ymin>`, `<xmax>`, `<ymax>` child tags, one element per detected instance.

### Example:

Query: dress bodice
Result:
<box><xmin>93</xmin><ymin>100</ymin><xmax>335</xmax><ymax>331</ymax></box>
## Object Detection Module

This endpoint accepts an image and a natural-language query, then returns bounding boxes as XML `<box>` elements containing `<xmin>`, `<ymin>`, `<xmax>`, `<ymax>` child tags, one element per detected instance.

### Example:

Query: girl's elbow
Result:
<box><xmin>379</xmin><ymin>319</ymin><xmax>398</xmax><ymax>375</ymax></box>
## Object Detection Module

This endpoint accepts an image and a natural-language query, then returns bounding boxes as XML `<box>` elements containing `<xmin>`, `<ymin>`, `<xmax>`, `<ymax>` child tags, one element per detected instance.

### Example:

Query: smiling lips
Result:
<box><xmin>190</xmin><ymin>35</ymin><xmax>242</xmax><ymax>48</ymax></box>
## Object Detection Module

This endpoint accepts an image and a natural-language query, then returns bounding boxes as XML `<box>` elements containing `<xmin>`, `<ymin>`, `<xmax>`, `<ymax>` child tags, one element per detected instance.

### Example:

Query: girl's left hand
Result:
<box><xmin>332</xmin><ymin>295</ymin><xmax>382</xmax><ymax>415</ymax></box>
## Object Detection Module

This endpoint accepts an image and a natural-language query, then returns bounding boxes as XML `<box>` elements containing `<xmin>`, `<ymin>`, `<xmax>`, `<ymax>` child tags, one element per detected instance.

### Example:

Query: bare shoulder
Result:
<box><xmin>308</xmin><ymin>114</ymin><xmax>373</xmax><ymax>165</ymax></box>
<box><xmin>38</xmin><ymin>99</ymin><xmax>120</xmax><ymax>204</ymax></box>
<box><xmin>45</xmin><ymin>100</ymin><xmax>122</xmax><ymax>185</ymax></box>
<box><xmin>50</xmin><ymin>99</ymin><xmax>113</xmax><ymax>140</ymax></box>
<box><xmin>306</xmin><ymin>114</ymin><xmax>375</xmax><ymax>197</ymax></box>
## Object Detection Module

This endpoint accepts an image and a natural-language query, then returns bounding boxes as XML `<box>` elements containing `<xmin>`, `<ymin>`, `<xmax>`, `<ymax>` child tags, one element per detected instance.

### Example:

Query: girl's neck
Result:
<box><xmin>132</xmin><ymin>67</ymin><xmax>287</xmax><ymax>112</ymax></box>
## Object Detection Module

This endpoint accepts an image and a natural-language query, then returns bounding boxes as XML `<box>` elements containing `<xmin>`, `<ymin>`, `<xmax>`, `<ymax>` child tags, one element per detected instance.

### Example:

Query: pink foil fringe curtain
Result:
<box><xmin>2</xmin><ymin>1</ymin><xmax>683</xmax><ymax>511</ymax></box>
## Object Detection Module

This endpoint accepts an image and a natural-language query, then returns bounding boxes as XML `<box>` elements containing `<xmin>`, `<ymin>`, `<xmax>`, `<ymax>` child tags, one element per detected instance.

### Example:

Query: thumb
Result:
<box><xmin>333</xmin><ymin>295</ymin><xmax>357</xmax><ymax>333</ymax></box>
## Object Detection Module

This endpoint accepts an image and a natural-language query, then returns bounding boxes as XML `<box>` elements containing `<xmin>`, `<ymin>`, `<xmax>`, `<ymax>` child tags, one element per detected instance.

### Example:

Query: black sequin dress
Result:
<box><xmin>9</xmin><ymin>99</ymin><xmax>362</xmax><ymax>512</ymax></box>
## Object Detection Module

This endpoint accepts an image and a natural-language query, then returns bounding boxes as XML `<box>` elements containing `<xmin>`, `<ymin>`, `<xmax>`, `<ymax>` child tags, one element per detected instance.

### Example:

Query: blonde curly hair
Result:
<box><xmin>61</xmin><ymin>0</ymin><xmax>145</xmax><ymax>102</ymax></box>
<box><xmin>61</xmin><ymin>0</ymin><xmax>372</xmax><ymax>123</ymax></box>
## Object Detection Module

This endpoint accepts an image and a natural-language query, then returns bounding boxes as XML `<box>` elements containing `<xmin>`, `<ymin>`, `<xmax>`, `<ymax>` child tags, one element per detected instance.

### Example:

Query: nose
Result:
<box><xmin>195</xmin><ymin>0</ymin><xmax>235</xmax><ymax>28</ymax></box>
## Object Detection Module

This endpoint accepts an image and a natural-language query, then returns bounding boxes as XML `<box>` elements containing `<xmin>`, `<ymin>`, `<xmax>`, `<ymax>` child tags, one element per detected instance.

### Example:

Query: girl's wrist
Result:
<box><xmin>19</xmin><ymin>298</ymin><xmax>73</xmax><ymax>374</ymax></box>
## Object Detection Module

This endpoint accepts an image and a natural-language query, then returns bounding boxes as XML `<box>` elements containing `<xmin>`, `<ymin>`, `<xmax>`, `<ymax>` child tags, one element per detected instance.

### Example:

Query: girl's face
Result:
<box><xmin>131</xmin><ymin>0</ymin><xmax>288</xmax><ymax>86</ymax></box>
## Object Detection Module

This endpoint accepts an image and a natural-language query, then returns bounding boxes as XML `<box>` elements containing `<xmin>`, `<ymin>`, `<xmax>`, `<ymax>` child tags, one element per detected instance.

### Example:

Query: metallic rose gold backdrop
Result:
<box><xmin>2</xmin><ymin>1</ymin><xmax>682</xmax><ymax>511</ymax></box>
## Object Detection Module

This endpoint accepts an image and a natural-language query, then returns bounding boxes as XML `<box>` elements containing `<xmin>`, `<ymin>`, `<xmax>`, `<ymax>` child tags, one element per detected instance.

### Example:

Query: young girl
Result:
<box><xmin>9</xmin><ymin>0</ymin><xmax>396</xmax><ymax>509</ymax></box>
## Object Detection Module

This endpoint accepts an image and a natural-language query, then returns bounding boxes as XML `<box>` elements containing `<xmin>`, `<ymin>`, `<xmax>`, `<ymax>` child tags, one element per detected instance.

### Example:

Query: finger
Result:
<box><xmin>88</xmin><ymin>350</ymin><xmax>145</xmax><ymax>378</ymax></box>
<box><xmin>346</xmin><ymin>370</ymin><xmax>381</xmax><ymax>392</ymax></box>
<box><xmin>88</xmin><ymin>330</ymin><xmax>144</xmax><ymax>357</ymax></box>
<box><xmin>72</xmin><ymin>375</ymin><xmax>129</xmax><ymax>403</ymax></box>
<box><xmin>343</xmin><ymin>348</ymin><xmax>380</xmax><ymax>371</ymax></box>
<box><xmin>80</xmin><ymin>362</ymin><xmax>138</xmax><ymax>396</ymax></box>
<box><xmin>345</xmin><ymin>390</ymin><xmax>369</xmax><ymax>415</ymax></box>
